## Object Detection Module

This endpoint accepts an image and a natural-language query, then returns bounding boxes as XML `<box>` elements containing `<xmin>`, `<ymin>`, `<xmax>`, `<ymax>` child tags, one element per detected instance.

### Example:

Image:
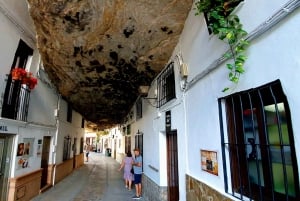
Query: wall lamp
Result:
<box><xmin>138</xmin><ymin>85</ymin><xmax>158</xmax><ymax>108</ymax></box>
<box><xmin>138</xmin><ymin>85</ymin><xmax>157</xmax><ymax>100</ymax></box>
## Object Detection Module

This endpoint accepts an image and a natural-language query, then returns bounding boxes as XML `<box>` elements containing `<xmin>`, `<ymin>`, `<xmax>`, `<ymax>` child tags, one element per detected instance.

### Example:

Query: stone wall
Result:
<box><xmin>186</xmin><ymin>175</ymin><xmax>233</xmax><ymax>201</ymax></box>
<box><xmin>142</xmin><ymin>174</ymin><xmax>168</xmax><ymax>201</ymax></box>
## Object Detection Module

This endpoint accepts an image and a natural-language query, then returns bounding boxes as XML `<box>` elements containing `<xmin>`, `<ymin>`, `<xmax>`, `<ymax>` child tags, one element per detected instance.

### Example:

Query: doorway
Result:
<box><xmin>0</xmin><ymin>134</ymin><xmax>13</xmax><ymax>201</ymax></box>
<box><xmin>40</xmin><ymin>136</ymin><xmax>51</xmax><ymax>188</ymax></box>
<box><xmin>73</xmin><ymin>138</ymin><xmax>77</xmax><ymax>169</ymax></box>
<box><xmin>166</xmin><ymin>130</ymin><xmax>179</xmax><ymax>201</ymax></box>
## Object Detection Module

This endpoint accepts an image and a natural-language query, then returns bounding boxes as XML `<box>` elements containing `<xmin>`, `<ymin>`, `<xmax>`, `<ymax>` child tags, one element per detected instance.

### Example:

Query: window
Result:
<box><xmin>81</xmin><ymin>118</ymin><xmax>85</xmax><ymax>128</ymax></box>
<box><xmin>219</xmin><ymin>80</ymin><xmax>299</xmax><ymax>201</ymax></box>
<box><xmin>67</xmin><ymin>103</ymin><xmax>72</xmax><ymax>123</ymax></box>
<box><xmin>157</xmin><ymin>62</ymin><xmax>176</xmax><ymax>107</ymax></box>
<box><xmin>136</xmin><ymin>98</ymin><xmax>142</xmax><ymax>120</ymax></box>
<box><xmin>63</xmin><ymin>136</ymin><xmax>71</xmax><ymax>161</ymax></box>
<box><xmin>126</xmin><ymin>124</ymin><xmax>131</xmax><ymax>135</ymax></box>
<box><xmin>2</xmin><ymin>40</ymin><xmax>33</xmax><ymax>121</ymax></box>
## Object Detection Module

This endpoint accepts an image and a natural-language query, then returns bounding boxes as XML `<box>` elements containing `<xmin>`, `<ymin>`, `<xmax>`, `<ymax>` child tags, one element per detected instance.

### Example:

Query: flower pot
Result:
<box><xmin>11</xmin><ymin>71</ymin><xmax>20</xmax><ymax>80</ymax></box>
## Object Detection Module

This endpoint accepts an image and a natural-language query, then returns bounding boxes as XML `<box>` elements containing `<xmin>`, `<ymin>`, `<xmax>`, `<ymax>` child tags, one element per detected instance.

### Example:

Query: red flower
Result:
<box><xmin>28</xmin><ymin>77</ymin><xmax>38</xmax><ymax>90</ymax></box>
<box><xmin>11</xmin><ymin>68</ymin><xmax>27</xmax><ymax>80</ymax></box>
<box><xmin>10</xmin><ymin>68</ymin><xmax>38</xmax><ymax>90</ymax></box>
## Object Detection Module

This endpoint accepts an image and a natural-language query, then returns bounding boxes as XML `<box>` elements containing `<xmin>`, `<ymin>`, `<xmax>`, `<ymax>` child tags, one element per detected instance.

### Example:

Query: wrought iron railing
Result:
<box><xmin>2</xmin><ymin>80</ymin><xmax>31</xmax><ymax>122</ymax></box>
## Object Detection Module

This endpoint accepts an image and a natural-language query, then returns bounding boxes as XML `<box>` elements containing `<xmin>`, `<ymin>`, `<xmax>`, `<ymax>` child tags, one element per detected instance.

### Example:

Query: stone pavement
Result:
<box><xmin>31</xmin><ymin>152</ymin><xmax>144</xmax><ymax>201</ymax></box>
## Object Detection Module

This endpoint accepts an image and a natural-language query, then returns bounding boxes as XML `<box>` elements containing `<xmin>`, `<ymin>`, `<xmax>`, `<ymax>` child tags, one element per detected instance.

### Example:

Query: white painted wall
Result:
<box><xmin>181</xmin><ymin>1</ymin><xmax>300</xmax><ymax>200</ymax></box>
<box><xmin>130</xmin><ymin>1</ymin><xmax>300</xmax><ymax>201</ymax></box>
<box><xmin>0</xmin><ymin>1</ymin><xmax>85</xmax><ymax>182</ymax></box>
<box><xmin>55</xmin><ymin>99</ymin><xmax>85</xmax><ymax>164</ymax></box>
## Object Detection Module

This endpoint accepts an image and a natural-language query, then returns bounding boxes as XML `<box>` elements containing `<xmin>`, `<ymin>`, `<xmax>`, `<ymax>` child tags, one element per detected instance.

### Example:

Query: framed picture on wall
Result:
<box><xmin>201</xmin><ymin>150</ymin><xmax>218</xmax><ymax>176</ymax></box>
<box><xmin>23</xmin><ymin>138</ymin><xmax>34</xmax><ymax>156</ymax></box>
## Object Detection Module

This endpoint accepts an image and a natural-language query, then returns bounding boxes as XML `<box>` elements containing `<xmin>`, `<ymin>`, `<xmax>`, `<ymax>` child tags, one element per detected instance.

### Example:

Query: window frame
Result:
<box><xmin>219</xmin><ymin>80</ymin><xmax>300</xmax><ymax>201</ymax></box>
<box><xmin>157</xmin><ymin>62</ymin><xmax>176</xmax><ymax>108</ymax></box>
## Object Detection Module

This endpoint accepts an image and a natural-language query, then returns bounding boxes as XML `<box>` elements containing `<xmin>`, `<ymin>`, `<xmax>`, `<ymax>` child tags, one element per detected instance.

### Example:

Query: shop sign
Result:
<box><xmin>166</xmin><ymin>110</ymin><xmax>171</xmax><ymax>132</ymax></box>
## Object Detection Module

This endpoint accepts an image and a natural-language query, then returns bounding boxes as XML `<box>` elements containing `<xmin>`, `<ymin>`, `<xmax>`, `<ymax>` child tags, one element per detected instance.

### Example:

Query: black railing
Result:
<box><xmin>219</xmin><ymin>80</ymin><xmax>300</xmax><ymax>201</ymax></box>
<box><xmin>2</xmin><ymin>80</ymin><xmax>31</xmax><ymax>122</ymax></box>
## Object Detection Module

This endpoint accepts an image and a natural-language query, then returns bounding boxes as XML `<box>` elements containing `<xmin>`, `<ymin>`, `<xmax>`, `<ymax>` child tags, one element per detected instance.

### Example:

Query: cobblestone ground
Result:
<box><xmin>31</xmin><ymin>152</ymin><xmax>141</xmax><ymax>201</ymax></box>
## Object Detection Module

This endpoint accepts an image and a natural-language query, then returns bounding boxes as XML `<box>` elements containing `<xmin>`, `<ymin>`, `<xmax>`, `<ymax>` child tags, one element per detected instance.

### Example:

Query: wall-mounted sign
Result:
<box><xmin>201</xmin><ymin>150</ymin><xmax>218</xmax><ymax>176</ymax></box>
<box><xmin>0</xmin><ymin>125</ymin><xmax>8</xmax><ymax>131</ymax></box>
<box><xmin>165</xmin><ymin>110</ymin><xmax>171</xmax><ymax>132</ymax></box>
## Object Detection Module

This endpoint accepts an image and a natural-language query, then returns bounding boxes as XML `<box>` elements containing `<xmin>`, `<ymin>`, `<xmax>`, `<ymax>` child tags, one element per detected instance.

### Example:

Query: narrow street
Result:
<box><xmin>31</xmin><ymin>152</ymin><xmax>141</xmax><ymax>201</ymax></box>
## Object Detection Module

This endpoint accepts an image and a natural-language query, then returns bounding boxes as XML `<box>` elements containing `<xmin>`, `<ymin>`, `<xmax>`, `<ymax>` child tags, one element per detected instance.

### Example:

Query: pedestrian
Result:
<box><xmin>118</xmin><ymin>151</ymin><xmax>134</xmax><ymax>191</ymax></box>
<box><xmin>85</xmin><ymin>143</ymin><xmax>91</xmax><ymax>162</ymax></box>
<box><xmin>132</xmin><ymin>148</ymin><xmax>142</xmax><ymax>199</ymax></box>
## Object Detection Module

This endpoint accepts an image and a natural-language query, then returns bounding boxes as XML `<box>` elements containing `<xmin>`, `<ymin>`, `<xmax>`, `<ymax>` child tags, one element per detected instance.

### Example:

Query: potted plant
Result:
<box><xmin>10</xmin><ymin>68</ymin><xmax>38</xmax><ymax>90</ymax></box>
<box><xmin>11</xmin><ymin>68</ymin><xmax>27</xmax><ymax>80</ymax></box>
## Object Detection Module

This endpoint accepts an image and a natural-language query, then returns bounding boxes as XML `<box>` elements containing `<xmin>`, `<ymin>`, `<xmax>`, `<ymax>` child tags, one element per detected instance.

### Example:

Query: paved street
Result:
<box><xmin>31</xmin><ymin>152</ymin><xmax>142</xmax><ymax>201</ymax></box>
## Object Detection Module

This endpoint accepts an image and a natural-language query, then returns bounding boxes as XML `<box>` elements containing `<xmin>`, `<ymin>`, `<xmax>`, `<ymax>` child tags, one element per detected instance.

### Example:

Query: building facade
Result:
<box><xmin>119</xmin><ymin>1</ymin><xmax>300</xmax><ymax>201</ymax></box>
<box><xmin>0</xmin><ymin>1</ymin><xmax>85</xmax><ymax>200</ymax></box>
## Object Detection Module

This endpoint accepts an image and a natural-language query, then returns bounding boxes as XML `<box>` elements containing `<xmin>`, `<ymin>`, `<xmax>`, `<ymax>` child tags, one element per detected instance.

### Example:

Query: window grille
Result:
<box><xmin>63</xmin><ymin>136</ymin><xmax>71</xmax><ymax>161</ymax></box>
<box><xmin>219</xmin><ymin>80</ymin><xmax>299</xmax><ymax>201</ymax></box>
<box><xmin>157</xmin><ymin>62</ymin><xmax>176</xmax><ymax>108</ymax></box>
<box><xmin>2</xmin><ymin>40</ymin><xmax>33</xmax><ymax>121</ymax></box>
<box><xmin>136</xmin><ymin>98</ymin><xmax>142</xmax><ymax>120</ymax></box>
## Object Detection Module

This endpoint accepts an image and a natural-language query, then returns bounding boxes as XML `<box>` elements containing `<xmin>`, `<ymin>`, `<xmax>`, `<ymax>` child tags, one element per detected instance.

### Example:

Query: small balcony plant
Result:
<box><xmin>11</xmin><ymin>68</ymin><xmax>38</xmax><ymax>90</ymax></box>
<box><xmin>11</xmin><ymin>68</ymin><xmax>27</xmax><ymax>80</ymax></box>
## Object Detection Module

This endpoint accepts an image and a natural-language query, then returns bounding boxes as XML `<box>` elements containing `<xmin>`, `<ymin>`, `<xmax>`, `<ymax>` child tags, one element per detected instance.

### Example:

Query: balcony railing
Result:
<box><xmin>2</xmin><ymin>80</ymin><xmax>31</xmax><ymax>121</ymax></box>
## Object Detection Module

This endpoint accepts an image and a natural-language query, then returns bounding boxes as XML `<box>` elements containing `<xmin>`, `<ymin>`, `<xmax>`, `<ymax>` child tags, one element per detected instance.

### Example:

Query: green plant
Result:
<box><xmin>195</xmin><ymin>0</ymin><xmax>249</xmax><ymax>91</ymax></box>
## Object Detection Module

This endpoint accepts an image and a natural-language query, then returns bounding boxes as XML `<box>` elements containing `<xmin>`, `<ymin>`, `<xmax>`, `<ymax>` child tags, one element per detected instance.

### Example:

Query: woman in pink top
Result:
<box><xmin>118</xmin><ymin>151</ymin><xmax>134</xmax><ymax>190</ymax></box>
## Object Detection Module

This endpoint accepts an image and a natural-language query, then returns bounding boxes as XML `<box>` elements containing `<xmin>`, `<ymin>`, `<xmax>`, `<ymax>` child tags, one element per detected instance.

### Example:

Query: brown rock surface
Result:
<box><xmin>27</xmin><ymin>0</ymin><xmax>193</xmax><ymax>129</ymax></box>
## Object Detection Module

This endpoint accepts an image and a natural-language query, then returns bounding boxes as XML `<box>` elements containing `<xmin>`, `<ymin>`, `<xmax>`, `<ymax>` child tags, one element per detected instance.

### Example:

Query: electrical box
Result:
<box><xmin>180</xmin><ymin>63</ymin><xmax>188</xmax><ymax>78</ymax></box>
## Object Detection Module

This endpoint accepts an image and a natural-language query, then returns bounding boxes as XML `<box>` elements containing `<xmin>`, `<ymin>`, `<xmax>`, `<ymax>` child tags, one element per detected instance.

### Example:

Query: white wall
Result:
<box><xmin>55</xmin><ymin>99</ymin><xmax>85</xmax><ymax>163</ymax></box>
<box><xmin>0</xmin><ymin>1</ymin><xmax>85</xmax><ymax>180</ymax></box>
<box><xmin>181</xmin><ymin>0</ymin><xmax>300</xmax><ymax>199</ymax></box>
<box><xmin>131</xmin><ymin>1</ymin><xmax>300</xmax><ymax>201</ymax></box>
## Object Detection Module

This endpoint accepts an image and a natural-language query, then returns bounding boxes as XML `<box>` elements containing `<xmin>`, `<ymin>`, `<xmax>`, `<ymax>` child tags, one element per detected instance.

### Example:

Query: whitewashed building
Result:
<box><xmin>122</xmin><ymin>1</ymin><xmax>300</xmax><ymax>201</ymax></box>
<box><xmin>0</xmin><ymin>1</ymin><xmax>85</xmax><ymax>200</ymax></box>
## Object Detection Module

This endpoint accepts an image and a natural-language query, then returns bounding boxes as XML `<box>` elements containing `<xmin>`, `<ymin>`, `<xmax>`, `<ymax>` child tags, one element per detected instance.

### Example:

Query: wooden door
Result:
<box><xmin>40</xmin><ymin>136</ymin><xmax>51</xmax><ymax>188</ymax></box>
<box><xmin>73</xmin><ymin>138</ymin><xmax>77</xmax><ymax>168</ymax></box>
<box><xmin>166</xmin><ymin>130</ymin><xmax>179</xmax><ymax>201</ymax></box>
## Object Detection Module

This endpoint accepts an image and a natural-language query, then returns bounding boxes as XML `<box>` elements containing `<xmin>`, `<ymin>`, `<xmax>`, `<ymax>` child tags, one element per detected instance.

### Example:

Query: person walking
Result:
<box><xmin>132</xmin><ymin>148</ymin><xmax>142</xmax><ymax>199</ymax></box>
<box><xmin>118</xmin><ymin>151</ymin><xmax>134</xmax><ymax>191</ymax></box>
<box><xmin>85</xmin><ymin>143</ymin><xmax>91</xmax><ymax>162</ymax></box>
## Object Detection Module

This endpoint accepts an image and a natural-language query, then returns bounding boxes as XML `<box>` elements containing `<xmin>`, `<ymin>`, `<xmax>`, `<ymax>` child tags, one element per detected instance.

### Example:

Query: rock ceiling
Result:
<box><xmin>27</xmin><ymin>0</ymin><xmax>193</xmax><ymax>129</ymax></box>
